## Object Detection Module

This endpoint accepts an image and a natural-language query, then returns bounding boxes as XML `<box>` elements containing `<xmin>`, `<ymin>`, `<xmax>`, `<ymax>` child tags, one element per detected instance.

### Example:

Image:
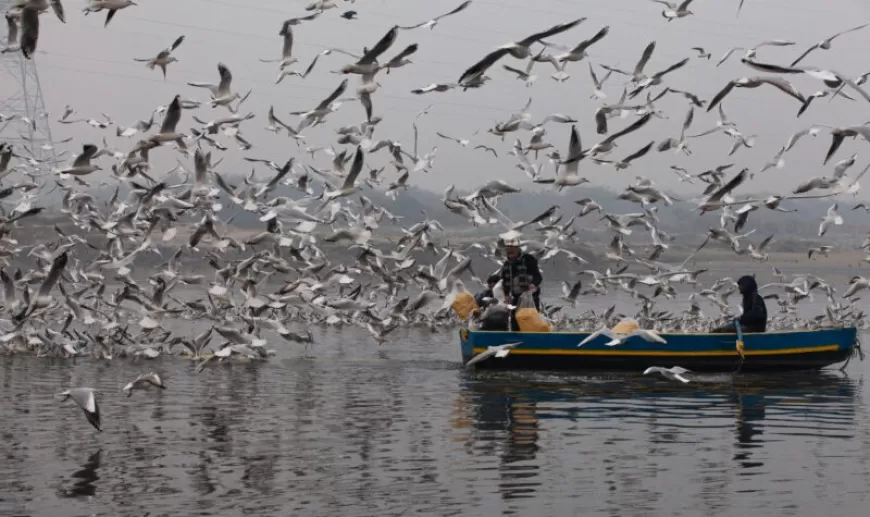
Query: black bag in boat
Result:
<box><xmin>479</xmin><ymin>305</ymin><xmax>510</xmax><ymax>331</ymax></box>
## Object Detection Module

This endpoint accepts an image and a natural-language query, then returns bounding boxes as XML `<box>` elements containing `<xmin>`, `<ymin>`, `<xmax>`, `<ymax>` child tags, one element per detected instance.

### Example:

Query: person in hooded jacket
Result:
<box><xmin>712</xmin><ymin>275</ymin><xmax>768</xmax><ymax>333</ymax></box>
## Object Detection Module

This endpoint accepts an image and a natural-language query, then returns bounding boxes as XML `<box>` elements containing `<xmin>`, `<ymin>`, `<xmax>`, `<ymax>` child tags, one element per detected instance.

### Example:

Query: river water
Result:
<box><xmin>0</xmin><ymin>326</ymin><xmax>868</xmax><ymax>517</ymax></box>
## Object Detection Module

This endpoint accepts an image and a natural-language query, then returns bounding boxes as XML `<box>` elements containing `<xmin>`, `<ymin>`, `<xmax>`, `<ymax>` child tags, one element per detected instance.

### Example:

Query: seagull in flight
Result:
<box><xmin>134</xmin><ymin>35</ymin><xmax>184</xmax><ymax>79</ymax></box>
<box><xmin>790</xmin><ymin>23</ymin><xmax>868</xmax><ymax>66</ymax></box>
<box><xmin>458</xmin><ymin>18</ymin><xmax>585</xmax><ymax>87</ymax></box>
<box><xmin>57</xmin><ymin>387</ymin><xmax>101</xmax><ymax>431</ymax></box>
<box><xmin>399</xmin><ymin>0</ymin><xmax>472</xmax><ymax>30</ymax></box>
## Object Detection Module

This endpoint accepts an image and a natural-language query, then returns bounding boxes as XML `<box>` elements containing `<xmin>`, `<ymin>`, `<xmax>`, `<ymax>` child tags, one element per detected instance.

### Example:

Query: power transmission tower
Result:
<box><xmin>0</xmin><ymin>2</ymin><xmax>57</xmax><ymax>166</ymax></box>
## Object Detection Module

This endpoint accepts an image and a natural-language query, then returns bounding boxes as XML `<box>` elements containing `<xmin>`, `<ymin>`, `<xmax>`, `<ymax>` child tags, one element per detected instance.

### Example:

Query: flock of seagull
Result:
<box><xmin>0</xmin><ymin>0</ymin><xmax>868</xmax><ymax>428</ymax></box>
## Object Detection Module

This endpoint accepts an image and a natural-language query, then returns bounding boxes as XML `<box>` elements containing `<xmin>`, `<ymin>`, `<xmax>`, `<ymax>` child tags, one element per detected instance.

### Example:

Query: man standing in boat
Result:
<box><xmin>500</xmin><ymin>231</ymin><xmax>543</xmax><ymax>311</ymax></box>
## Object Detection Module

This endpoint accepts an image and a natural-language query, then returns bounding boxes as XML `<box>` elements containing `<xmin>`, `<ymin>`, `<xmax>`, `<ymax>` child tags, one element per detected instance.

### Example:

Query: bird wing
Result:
<box><xmin>359</xmin><ymin>25</ymin><xmax>398</xmax><ymax>64</ymax></box>
<box><xmin>341</xmin><ymin>146</ymin><xmax>364</xmax><ymax>189</ymax></box>
<box><xmin>578</xmin><ymin>327</ymin><xmax>614</xmax><ymax>346</ymax></box>
<box><xmin>709</xmin><ymin>168</ymin><xmax>747</xmax><ymax>202</ymax></box>
<box><xmin>458</xmin><ymin>47</ymin><xmax>511</xmax><ymax>84</ymax></box>
<box><xmin>268</xmin><ymin>105</ymin><xmax>297</xmax><ymax>134</ymax></box>
<box><xmin>706</xmin><ymin>80</ymin><xmax>737</xmax><ymax>111</ymax></box>
<box><xmin>0</xmin><ymin>269</ymin><xmax>16</xmax><ymax>306</ymax></box>
<box><xmin>569</xmin><ymin>280</ymin><xmax>583</xmax><ymax>299</ymax></box>
<box><xmin>681</xmin><ymin>106</ymin><xmax>694</xmax><ymax>135</ymax></box>
<box><xmin>49</xmin><ymin>0</ymin><xmax>65</xmax><ymax>23</ymax></box>
<box><xmin>788</xmin><ymin>44</ymin><xmax>821</xmax><ymax>67</ymax></box>
<box><xmin>600</xmin><ymin>63</ymin><xmax>630</xmax><ymax>76</ymax></box>
<box><xmin>518</xmin><ymin>18</ymin><xmax>586</xmax><ymax>46</ymax></box>
<box><xmin>5</xmin><ymin>14</ymin><xmax>18</xmax><ymax>44</ymax></box>
<box><xmin>830</xmin><ymin>23</ymin><xmax>869</xmax><ymax>41</ymax></box>
<box><xmin>20</xmin><ymin>7</ymin><xmax>39</xmax><ymax>59</ymax></box>
<box><xmin>281</xmin><ymin>25</ymin><xmax>294</xmax><ymax>59</ymax></box>
<box><xmin>760</xmin><ymin>77</ymin><xmax>806</xmax><ymax>103</ymax></box>
<box><xmin>594</xmin><ymin>108</ymin><xmax>609</xmax><ymax>135</ymax></box>
<box><xmin>654</xmin><ymin>57</ymin><xmax>689</xmax><ymax>78</ymax></box>
<box><xmin>567</xmin><ymin>124</ymin><xmax>583</xmax><ymax>159</ymax></box>
<box><xmin>716</xmin><ymin>47</ymin><xmax>744</xmax><ymax>67</ymax></box>
<box><xmin>572</xmin><ymin>25</ymin><xmax>610</xmax><ymax>54</ymax></box>
<box><xmin>634</xmin><ymin>329</ymin><xmax>667</xmax><ymax>343</ymax></box>
<box><xmin>824</xmin><ymin>130</ymin><xmax>847</xmax><ymax>165</ymax></box>
<box><xmin>435</xmin><ymin>0</ymin><xmax>472</xmax><ymax>21</ymax></box>
<box><xmin>386</xmin><ymin>43</ymin><xmax>418</xmax><ymax>66</ymax></box>
<box><xmin>299</xmin><ymin>54</ymin><xmax>320</xmax><ymax>78</ymax></box>
<box><xmin>624</xmin><ymin>141</ymin><xmax>654</xmax><ymax>163</ymax></box>
<box><xmin>265</xmin><ymin>158</ymin><xmax>294</xmax><ymax>190</ymax></box>
<box><xmin>436</xmin><ymin>132</ymin><xmax>460</xmax><ymax>143</ymax></box>
<box><xmin>633</xmin><ymin>41</ymin><xmax>656</xmax><ymax>76</ymax></box>
<box><xmin>602</xmin><ymin>112</ymin><xmax>652</xmax><ymax>144</ymax></box>
<box><xmin>502</xmin><ymin>64</ymin><xmax>528</xmax><ymax>78</ymax></box>
<box><xmin>316</xmin><ymin>78</ymin><xmax>348</xmax><ymax>110</ymax></box>
<box><xmin>588</xmin><ymin>61</ymin><xmax>602</xmax><ymax>86</ymax></box>
<box><xmin>217</xmin><ymin>63</ymin><xmax>233</xmax><ymax>96</ymax></box>
<box><xmin>37</xmin><ymin>251</ymin><xmax>68</xmax><ymax>298</ymax></box>
<box><xmin>72</xmin><ymin>144</ymin><xmax>98</xmax><ymax>167</ymax></box>
<box><xmin>169</xmin><ymin>34</ymin><xmax>185</xmax><ymax>52</ymax></box>
<box><xmin>159</xmin><ymin>95</ymin><xmax>181</xmax><ymax>133</ymax></box>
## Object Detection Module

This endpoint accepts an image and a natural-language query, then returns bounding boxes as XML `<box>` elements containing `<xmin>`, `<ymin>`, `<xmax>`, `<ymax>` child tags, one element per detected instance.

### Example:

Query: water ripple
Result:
<box><xmin>0</xmin><ymin>331</ymin><xmax>869</xmax><ymax>516</ymax></box>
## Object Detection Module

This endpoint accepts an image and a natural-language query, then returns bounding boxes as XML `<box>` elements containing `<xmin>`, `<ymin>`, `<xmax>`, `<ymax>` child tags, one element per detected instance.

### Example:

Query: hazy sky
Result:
<box><xmin>6</xmin><ymin>0</ymin><xmax>870</xmax><ymax>198</ymax></box>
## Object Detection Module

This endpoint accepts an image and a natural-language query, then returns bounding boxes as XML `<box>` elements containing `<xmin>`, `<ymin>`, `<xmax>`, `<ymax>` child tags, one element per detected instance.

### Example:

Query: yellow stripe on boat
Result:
<box><xmin>471</xmin><ymin>344</ymin><xmax>840</xmax><ymax>357</ymax></box>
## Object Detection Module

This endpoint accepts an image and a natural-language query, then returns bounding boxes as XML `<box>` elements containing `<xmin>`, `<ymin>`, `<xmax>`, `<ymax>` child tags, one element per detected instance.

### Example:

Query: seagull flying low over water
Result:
<box><xmin>57</xmin><ymin>387</ymin><xmax>101</xmax><ymax>431</ymax></box>
<box><xmin>578</xmin><ymin>326</ymin><xmax>667</xmax><ymax>347</ymax></box>
<box><xmin>123</xmin><ymin>372</ymin><xmax>166</xmax><ymax>396</ymax></box>
<box><xmin>643</xmin><ymin>366</ymin><xmax>691</xmax><ymax>382</ymax></box>
<box><xmin>466</xmin><ymin>341</ymin><xmax>522</xmax><ymax>367</ymax></box>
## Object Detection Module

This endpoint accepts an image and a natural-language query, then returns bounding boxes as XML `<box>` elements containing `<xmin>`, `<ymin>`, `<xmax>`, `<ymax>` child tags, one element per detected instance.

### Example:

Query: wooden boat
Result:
<box><xmin>459</xmin><ymin>326</ymin><xmax>860</xmax><ymax>372</ymax></box>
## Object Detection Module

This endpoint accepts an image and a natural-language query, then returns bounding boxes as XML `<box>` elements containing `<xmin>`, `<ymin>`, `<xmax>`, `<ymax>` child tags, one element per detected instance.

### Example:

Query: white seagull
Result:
<box><xmin>466</xmin><ymin>341</ymin><xmax>522</xmax><ymax>367</ymax></box>
<box><xmin>643</xmin><ymin>366</ymin><xmax>691</xmax><ymax>383</ymax></box>
<box><xmin>578</xmin><ymin>327</ymin><xmax>667</xmax><ymax>347</ymax></box>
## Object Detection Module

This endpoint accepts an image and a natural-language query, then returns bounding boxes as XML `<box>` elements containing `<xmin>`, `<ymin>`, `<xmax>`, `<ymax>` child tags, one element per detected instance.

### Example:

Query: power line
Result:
<box><xmin>34</xmin><ymin>58</ymin><xmax>522</xmax><ymax>124</ymax></box>
<box><xmin>189</xmin><ymin>0</ymin><xmax>866</xmax><ymax>47</ymax></box>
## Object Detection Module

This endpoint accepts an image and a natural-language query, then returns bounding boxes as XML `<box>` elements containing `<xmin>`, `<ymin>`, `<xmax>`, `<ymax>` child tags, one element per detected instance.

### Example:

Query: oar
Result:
<box><xmin>734</xmin><ymin>319</ymin><xmax>745</xmax><ymax>374</ymax></box>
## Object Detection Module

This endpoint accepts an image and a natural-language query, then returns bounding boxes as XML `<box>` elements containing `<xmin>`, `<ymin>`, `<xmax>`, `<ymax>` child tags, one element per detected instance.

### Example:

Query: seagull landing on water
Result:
<box><xmin>466</xmin><ymin>342</ymin><xmax>522</xmax><ymax>368</ymax></box>
<box><xmin>644</xmin><ymin>366</ymin><xmax>691</xmax><ymax>383</ymax></box>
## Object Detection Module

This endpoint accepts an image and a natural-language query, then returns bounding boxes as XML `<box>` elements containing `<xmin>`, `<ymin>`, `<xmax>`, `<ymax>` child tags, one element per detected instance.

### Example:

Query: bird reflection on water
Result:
<box><xmin>0</xmin><ymin>352</ymin><xmax>865</xmax><ymax>516</ymax></box>
<box><xmin>60</xmin><ymin>449</ymin><xmax>101</xmax><ymax>499</ymax></box>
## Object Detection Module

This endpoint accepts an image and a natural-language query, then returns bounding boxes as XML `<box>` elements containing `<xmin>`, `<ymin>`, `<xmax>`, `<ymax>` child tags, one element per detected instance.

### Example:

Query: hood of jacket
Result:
<box><xmin>737</xmin><ymin>275</ymin><xmax>758</xmax><ymax>295</ymax></box>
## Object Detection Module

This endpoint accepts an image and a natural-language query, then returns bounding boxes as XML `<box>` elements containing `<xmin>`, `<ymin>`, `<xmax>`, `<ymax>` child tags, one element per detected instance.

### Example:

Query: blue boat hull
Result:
<box><xmin>459</xmin><ymin>327</ymin><xmax>858</xmax><ymax>372</ymax></box>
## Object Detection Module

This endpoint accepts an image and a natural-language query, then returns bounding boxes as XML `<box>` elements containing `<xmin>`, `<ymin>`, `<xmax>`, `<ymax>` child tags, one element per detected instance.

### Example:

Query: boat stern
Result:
<box><xmin>459</xmin><ymin>328</ymin><xmax>474</xmax><ymax>363</ymax></box>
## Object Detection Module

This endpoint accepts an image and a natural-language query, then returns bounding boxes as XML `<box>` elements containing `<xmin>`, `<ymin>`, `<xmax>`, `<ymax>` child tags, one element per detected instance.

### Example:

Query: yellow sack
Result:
<box><xmin>451</xmin><ymin>291</ymin><xmax>478</xmax><ymax>320</ymax></box>
<box><xmin>516</xmin><ymin>307</ymin><xmax>551</xmax><ymax>332</ymax></box>
<box><xmin>611</xmin><ymin>318</ymin><xmax>639</xmax><ymax>334</ymax></box>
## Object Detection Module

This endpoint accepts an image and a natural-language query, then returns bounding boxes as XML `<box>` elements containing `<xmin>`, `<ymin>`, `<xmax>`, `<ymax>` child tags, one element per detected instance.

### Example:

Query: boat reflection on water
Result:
<box><xmin>452</xmin><ymin>370</ymin><xmax>860</xmax><ymax>505</ymax></box>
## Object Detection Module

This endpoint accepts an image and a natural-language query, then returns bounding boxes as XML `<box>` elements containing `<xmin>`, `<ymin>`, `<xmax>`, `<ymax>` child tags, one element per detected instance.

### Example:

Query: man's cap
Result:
<box><xmin>500</xmin><ymin>230</ymin><xmax>522</xmax><ymax>247</ymax></box>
